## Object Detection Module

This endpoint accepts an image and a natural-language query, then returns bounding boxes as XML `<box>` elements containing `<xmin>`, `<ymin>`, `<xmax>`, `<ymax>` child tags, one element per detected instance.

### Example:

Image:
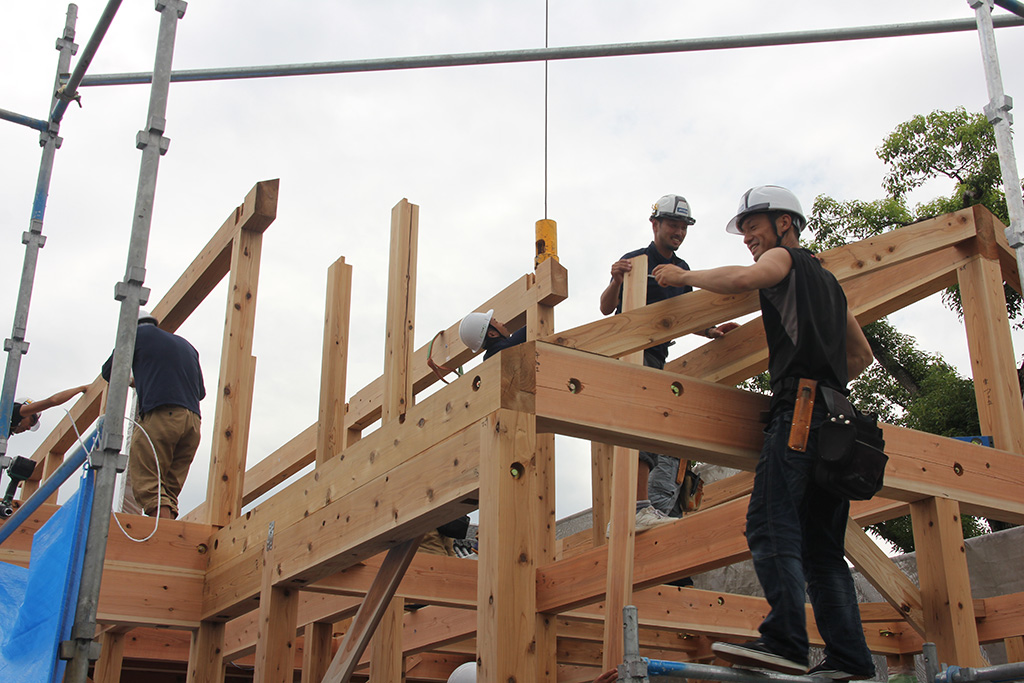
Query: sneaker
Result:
<box><xmin>808</xmin><ymin>663</ymin><xmax>874</xmax><ymax>681</ymax></box>
<box><xmin>712</xmin><ymin>640</ymin><xmax>809</xmax><ymax>676</ymax></box>
<box><xmin>634</xmin><ymin>505</ymin><xmax>677</xmax><ymax>533</ymax></box>
<box><xmin>606</xmin><ymin>505</ymin><xmax>677</xmax><ymax>537</ymax></box>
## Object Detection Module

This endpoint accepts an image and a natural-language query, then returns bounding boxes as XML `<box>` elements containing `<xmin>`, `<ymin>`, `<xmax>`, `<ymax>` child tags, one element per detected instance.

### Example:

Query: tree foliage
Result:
<box><xmin>801</xmin><ymin>108</ymin><xmax>1019</xmax><ymax>552</ymax></box>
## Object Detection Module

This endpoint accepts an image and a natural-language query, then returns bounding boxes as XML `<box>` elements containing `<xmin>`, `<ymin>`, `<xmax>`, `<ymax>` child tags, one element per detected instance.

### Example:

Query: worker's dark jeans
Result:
<box><xmin>745</xmin><ymin>409</ymin><xmax>875</xmax><ymax>674</ymax></box>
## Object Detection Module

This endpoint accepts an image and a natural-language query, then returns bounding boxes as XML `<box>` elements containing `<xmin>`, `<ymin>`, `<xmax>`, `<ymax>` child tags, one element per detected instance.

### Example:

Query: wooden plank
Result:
<box><xmin>383</xmin><ymin>199</ymin><xmax>418</xmax><ymax>423</ymax></box>
<box><xmin>223</xmin><ymin>593</ymin><xmax>361</xmax><ymax>661</ymax></box>
<box><xmin>188</xmin><ymin>621</ymin><xmax>227</xmax><ymax>683</ymax></box>
<box><xmin>957</xmin><ymin>240</ymin><xmax>1024</xmax><ymax>455</ymax></box>
<box><xmin>976</xmin><ymin>591</ymin><xmax>1024</xmax><ymax>644</ymax></box>
<box><xmin>843</xmin><ymin>516</ymin><xmax>924</xmax><ymax>635</ymax></box>
<box><xmin>477</xmin><ymin>408</ymin><xmax>539</xmax><ymax>682</ymax></box>
<box><xmin>910</xmin><ymin>497</ymin><xmax>985</xmax><ymax>666</ymax></box>
<box><xmin>205</xmin><ymin>218</ymin><xmax>265</xmax><ymax>527</ymax></box>
<box><xmin>322</xmin><ymin>537</ymin><xmax>421</xmax><ymax>683</ymax></box>
<box><xmin>318</xmin><ymin>257</ymin><xmax>353</xmax><ymax>466</ymax></box>
<box><xmin>301</xmin><ymin>622</ymin><xmax>335</xmax><ymax>683</ymax></box>
<box><xmin>254</xmin><ymin>549</ymin><xmax>301</xmax><ymax>683</ymax></box>
<box><xmin>603</xmin><ymin>254</ymin><xmax>646</xmax><ymax>670</ymax></box>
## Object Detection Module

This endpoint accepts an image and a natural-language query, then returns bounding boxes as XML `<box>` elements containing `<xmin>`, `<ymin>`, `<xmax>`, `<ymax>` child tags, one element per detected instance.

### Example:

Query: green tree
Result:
<box><xmin>803</xmin><ymin>108</ymin><xmax>1018</xmax><ymax>551</ymax></box>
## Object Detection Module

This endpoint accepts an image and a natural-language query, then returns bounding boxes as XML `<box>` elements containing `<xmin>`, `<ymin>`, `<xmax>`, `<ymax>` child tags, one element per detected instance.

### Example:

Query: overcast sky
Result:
<box><xmin>2</xmin><ymin>1</ymin><xmax>1023</xmax><ymax>521</ymax></box>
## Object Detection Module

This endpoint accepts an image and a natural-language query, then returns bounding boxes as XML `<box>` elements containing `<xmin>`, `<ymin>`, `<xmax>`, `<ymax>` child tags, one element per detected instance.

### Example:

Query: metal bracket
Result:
<box><xmin>58</xmin><ymin>639</ymin><xmax>102</xmax><ymax>662</ymax></box>
<box><xmin>135</xmin><ymin>130</ymin><xmax>171</xmax><ymax>156</ymax></box>
<box><xmin>156</xmin><ymin>0</ymin><xmax>189</xmax><ymax>19</ymax></box>
<box><xmin>983</xmin><ymin>95</ymin><xmax>1014</xmax><ymax>125</ymax></box>
<box><xmin>3</xmin><ymin>339</ymin><xmax>29</xmax><ymax>355</ymax></box>
<box><xmin>113</xmin><ymin>281</ymin><xmax>151</xmax><ymax>305</ymax></box>
<box><xmin>22</xmin><ymin>231</ymin><xmax>47</xmax><ymax>249</ymax></box>
<box><xmin>967</xmin><ymin>0</ymin><xmax>994</xmax><ymax>8</ymax></box>
<box><xmin>266</xmin><ymin>521</ymin><xmax>275</xmax><ymax>551</ymax></box>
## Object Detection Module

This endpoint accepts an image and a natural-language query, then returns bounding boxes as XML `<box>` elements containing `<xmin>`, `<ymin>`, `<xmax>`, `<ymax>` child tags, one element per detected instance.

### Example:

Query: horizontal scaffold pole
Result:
<box><xmin>79</xmin><ymin>15</ymin><xmax>1024</xmax><ymax>87</ymax></box>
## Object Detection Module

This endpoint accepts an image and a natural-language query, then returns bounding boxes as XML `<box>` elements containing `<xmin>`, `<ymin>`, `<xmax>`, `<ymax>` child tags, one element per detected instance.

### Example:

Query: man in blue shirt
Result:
<box><xmin>600</xmin><ymin>195</ymin><xmax>735</xmax><ymax>533</ymax></box>
<box><xmin>102</xmin><ymin>310</ymin><xmax>205</xmax><ymax>519</ymax></box>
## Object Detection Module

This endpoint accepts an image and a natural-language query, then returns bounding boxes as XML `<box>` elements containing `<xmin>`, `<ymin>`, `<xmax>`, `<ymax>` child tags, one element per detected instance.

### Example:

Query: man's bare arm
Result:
<box><xmin>845</xmin><ymin>308</ymin><xmax>874</xmax><ymax>379</ymax></box>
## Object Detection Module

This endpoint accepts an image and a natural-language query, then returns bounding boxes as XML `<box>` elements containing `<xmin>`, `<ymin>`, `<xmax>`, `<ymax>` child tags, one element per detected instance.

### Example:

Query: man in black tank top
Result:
<box><xmin>652</xmin><ymin>186</ymin><xmax>876</xmax><ymax>680</ymax></box>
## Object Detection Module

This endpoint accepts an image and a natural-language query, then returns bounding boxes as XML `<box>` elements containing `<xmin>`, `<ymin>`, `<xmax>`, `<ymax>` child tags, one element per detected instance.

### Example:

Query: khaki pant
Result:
<box><xmin>130</xmin><ymin>405</ymin><xmax>201</xmax><ymax>518</ymax></box>
<box><xmin>418</xmin><ymin>530</ymin><xmax>456</xmax><ymax>556</ymax></box>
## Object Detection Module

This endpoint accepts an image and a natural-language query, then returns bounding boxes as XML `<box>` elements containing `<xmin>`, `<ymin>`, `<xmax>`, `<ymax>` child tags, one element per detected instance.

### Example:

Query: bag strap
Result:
<box><xmin>819</xmin><ymin>385</ymin><xmax>854</xmax><ymax>417</ymax></box>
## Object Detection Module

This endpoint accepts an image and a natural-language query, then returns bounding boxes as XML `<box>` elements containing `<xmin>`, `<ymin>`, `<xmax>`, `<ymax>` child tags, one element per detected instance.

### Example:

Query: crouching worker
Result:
<box><xmin>458</xmin><ymin>309</ymin><xmax>525</xmax><ymax>360</ymax></box>
<box><xmin>652</xmin><ymin>186</ymin><xmax>875</xmax><ymax>680</ymax></box>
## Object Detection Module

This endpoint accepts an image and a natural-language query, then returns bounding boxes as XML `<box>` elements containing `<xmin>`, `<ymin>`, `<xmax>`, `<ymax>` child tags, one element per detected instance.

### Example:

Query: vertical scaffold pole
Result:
<box><xmin>61</xmin><ymin>1</ymin><xmax>187</xmax><ymax>680</ymax></box>
<box><xmin>969</xmin><ymin>0</ymin><xmax>1024</xmax><ymax>278</ymax></box>
<box><xmin>0</xmin><ymin>4</ymin><xmax>78</xmax><ymax>466</ymax></box>
<box><xmin>620</xmin><ymin>606</ymin><xmax>648</xmax><ymax>683</ymax></box>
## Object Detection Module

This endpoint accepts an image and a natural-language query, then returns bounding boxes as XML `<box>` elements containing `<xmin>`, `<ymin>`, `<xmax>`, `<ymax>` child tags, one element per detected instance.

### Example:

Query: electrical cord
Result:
<box><xmin>60</xmin><ymin>403</ymin><xmax>162</xmax><ymax>543</ymax></box>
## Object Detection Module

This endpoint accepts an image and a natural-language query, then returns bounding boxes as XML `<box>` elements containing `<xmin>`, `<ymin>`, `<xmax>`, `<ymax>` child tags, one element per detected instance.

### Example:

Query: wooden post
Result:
<box><xmin>369</xmin><ymin>597</ymin><xmax>406</xmax><ymax>682</ymax></box>
<box><xmin>187</xmin><ymin>621</ymin><xmax>226</xmax><ymax>683</ymax></box>
<box><xmin>602</xmin><ymin>254</ymin><xmax>647</xmax><ymax>670</ymax></box>
<box><xmin>910</xmin><ymin>497</ymin><xmax>985</xmax><ymax>666</ymax></box>
<box><xmin>956</xmin><ymin>230</ymin><xmax>1024</xmax><ymax>455</ymax></box>
<box><xmin>205</xmin><ymin>221</ymin><xmax>265</xmax><ymax>527</ymax></box>
<box><xmin>317</xmin><ymin>257</ymin><xmax>353</xmax><ymax>466</ymax></box>
<box><xmin>1006</xmin><ymin>635</ymin><xmax>1024</xmax><ymax>663</ymax></box>
<box><xmin>591</xmin><ymin>442</ymin><xmax>613</xmax><ymax>548</ymax></box>
<box><xmin>477</xmin><ymin>408</ymin><xmax>539</xmax><ymax>682</ymax></box>
<box><xmin>254</xmin><ymin>549</ymin><xmax>300</xmax><ymax>683</ymax></box>
<box><xmin>93</xmin><ymin>631</ymin><xmax>126</xmax><ymax>683</ymax></box>
<box><xmin>383</xmin><ymin>199</ymin><xmax>419</xmax><ymax>423</ymax></box>
<box><xmin>300</xmin><ymin>622</ymin><xmax>335</xmax><ymax>683</ymax></box>
<box><xmin>528</xmin><ymin>257</ymin><xmax>562</xmax><ymax>681</ymax></box>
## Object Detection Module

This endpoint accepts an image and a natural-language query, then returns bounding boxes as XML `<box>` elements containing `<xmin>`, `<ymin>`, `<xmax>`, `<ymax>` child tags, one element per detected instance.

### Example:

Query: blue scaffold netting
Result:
<box><xmin>0</xmin><ymin>467</ymin><xmax>95</xmax><ymax>683</ymax></box>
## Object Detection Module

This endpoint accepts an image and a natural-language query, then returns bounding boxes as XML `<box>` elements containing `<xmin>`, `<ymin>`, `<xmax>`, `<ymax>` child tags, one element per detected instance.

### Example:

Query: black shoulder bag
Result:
<box><xmin>816</xmin><ymin>387</ymin><xmax>888</xmax><ymax>500</ymax></box>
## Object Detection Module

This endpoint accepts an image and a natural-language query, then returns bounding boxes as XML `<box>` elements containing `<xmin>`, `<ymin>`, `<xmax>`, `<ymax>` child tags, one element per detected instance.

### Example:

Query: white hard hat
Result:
<box><xmin>459</xmin><ymin>310</ymin><xmax>494</xmax><ymax>353</ymax></box>
<box><xmin>726</xmin><ymin>185</ymin><xmax>806</xmax><ymax>234</ymax></box>
<box><xmin>651</xmin><ymin>194</ymin><xmax>696</xmax><ymax>225</ymax></box>
<box><xmin>138</xmin><ymin>309</ymin><xmax>159</xmax><ymax>326</ymax></box>
<box><xmin>447</xmin><ymin>662</ymin><xmax>477</xmax><ymax>683</ymax></box>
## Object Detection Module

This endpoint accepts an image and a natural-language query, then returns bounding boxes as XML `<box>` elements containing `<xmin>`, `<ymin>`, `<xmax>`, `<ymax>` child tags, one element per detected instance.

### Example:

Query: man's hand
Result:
<box><xmin>593</xmin><ymin>669</ymin><xmax>618</xmax><ymax>683</ymax></box>
<box><xmin>706</xmin><ymin>322</ymin><xmax>740</xmax><ymax>338</ymax></box>
<box><xmin>651</xmin><ymin>263</ymin><xmax>688</xmax><ymax>287</ymax></box>
<box><xmin>609</xmin><ymin>259</ymin><xmax>633</xmax><ymax>284</ymax></box>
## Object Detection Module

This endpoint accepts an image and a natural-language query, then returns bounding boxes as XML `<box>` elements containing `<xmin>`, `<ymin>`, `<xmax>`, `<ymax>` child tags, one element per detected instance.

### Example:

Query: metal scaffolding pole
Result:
<box><xmin>0</xmin><ymin>5</ymin><xmax>78</xmax><ymax>468</ymax></box>
<box><xmin>970</xmin><ymin>0</ymin><xmax>1024</xmax><ymax>283</ymax></box>
<box><xmin>60</xmin><ymin>0</ymin><xmax>186</xmax><ymax>679</ymax></box>
<box><xmin>77</xmin><ymin>15</ymin><xmax>1023</xmax><ymax>88</ymax></box>
<box><xmin>51</xmin><ymin>0</ymin><xmax>124</xmax><ymax>124</ymax></box>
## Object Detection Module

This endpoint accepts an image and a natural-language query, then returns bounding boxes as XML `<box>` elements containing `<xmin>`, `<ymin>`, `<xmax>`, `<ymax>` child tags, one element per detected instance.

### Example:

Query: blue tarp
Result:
<box><xmin>0</xmin><ymin>468</ymin><xmax>95</xmax><ymax>682</ymax></box>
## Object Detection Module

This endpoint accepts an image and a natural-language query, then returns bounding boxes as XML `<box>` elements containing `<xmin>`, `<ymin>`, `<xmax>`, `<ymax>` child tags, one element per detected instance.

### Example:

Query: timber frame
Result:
<box><xmin>1</xmin><ymin>181</ymin><xmax>1023</xmax><ymax>682</ymax></box>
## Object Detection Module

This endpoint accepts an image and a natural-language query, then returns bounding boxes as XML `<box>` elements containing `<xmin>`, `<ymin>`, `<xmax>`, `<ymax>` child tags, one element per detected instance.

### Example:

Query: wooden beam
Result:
<box><xmin>369</xmin><ymin>597</ymin><xmax>406</xmax><ymax>682</ymax></box>
<box><xmin>301</xmin><ymin>622</ymin><xmax>335</xmax><ymax>683</ymax></box>
<box><xmin>205</xmin><ymin>215</ymin><xmax>265</xmax><ymax>527</ymax></box>
<box><xmin>843</xmin><ymin>516</ymin><xmax>925</xmax><ymax>635</ymax></box>
<box><xmin>477</xmin><ymin>408</ymin><xmax>540</xmax><ymax>681</ymax></box>
<box><xmin>322</xmin><ymin>537</ymin><xmax>421</xmax><ymax>683</ymax></box>
<box><xmin>547</xmin><ymin>208</ymin><xmax>979</xmax><ymax>361</ymax></box>
<box><xmin>94</xmin><ymin>631</ymin><xmax>126</xmax><ymax>683</ymax></box>
<box><xmin>910</xmin><ymin>497</ymin><xmax>985</xmax><ymax>666</ymax></box>
<box><xmin>254</xmin><ymin>549</ymin><xmax>301</xmax><ymax>683</ymax></box>
<box><xmin>383</xmin><ymin>198</ymin><xmax>418</xmax><ymax>423</ymax></box>
<box><xmin>956</xmin><ymin>230</ymin><xmax>1024</xmax><ymax>455</ymax></box>
<box><xmin>188</xmin><ymin>621</ymin><xmax>227</xmax><ymax>683</ymax></box>
<box><xmin>603</xmin><ymin>254</ymin><xmax>647</xmax><ymax>670</ymax></box>
<box><xmin>318</xmin><ymin>257</ymin><xmax>353</xmax><ymax>466</ymax></box>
